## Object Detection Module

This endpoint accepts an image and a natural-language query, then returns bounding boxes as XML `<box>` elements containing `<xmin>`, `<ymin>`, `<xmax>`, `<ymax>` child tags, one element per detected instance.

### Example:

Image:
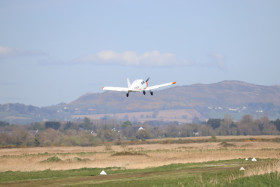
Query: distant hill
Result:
<box><xmin>1</xmin><ymin>80</ymin><xmax>280</xmax><ymax>124</ymax></box>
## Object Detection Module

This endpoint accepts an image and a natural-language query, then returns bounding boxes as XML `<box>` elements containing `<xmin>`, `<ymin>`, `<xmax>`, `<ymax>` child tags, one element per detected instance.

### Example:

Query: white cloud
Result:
<box><xmin>79</xmin><ymin>50</ymin><xmax>193</xmax><ymax>67</ymax></box>
<box><xmin>0</xmin><ymin>45</ymin><xmax>13</xmax><ymax>55</ymax></box>
<box><xmin>0</xmin><ymin>45</ymin><xmax>45</xmax><ymax>58</ymax></box>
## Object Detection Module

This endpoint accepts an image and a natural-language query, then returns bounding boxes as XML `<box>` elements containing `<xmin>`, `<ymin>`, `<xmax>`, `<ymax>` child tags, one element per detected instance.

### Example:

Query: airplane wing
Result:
<box><xmin>145</xmin><ymin>82</ymin><xmax>176</xmax><ymax>91</ymax></box>
<box><xmin>102</xmin><ymin>87</ymin><xmax>129</xmax><ymax>92</ymax></box>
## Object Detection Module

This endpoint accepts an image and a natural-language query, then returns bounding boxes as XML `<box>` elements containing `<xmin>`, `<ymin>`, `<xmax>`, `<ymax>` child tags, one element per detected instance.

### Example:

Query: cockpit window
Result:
<box><xmin>141</xmin><ymin>81</ymin><xmax>145</xmax><ymax>84</ymax></box>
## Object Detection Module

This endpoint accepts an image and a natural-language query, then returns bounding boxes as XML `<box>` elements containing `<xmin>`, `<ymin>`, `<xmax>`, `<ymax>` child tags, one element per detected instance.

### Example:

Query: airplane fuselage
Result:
<box><xmin>129</xmin><ymin>79</ymin><xmax>148</xmax><ymax>91</ymax></box>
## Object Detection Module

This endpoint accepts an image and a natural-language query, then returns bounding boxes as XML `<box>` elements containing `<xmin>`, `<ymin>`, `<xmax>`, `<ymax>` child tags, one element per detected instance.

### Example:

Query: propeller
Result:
<box><xmin>145</xmin><ymin>77</ymin><xmax>150</xmax><ymax>82</ymax></box>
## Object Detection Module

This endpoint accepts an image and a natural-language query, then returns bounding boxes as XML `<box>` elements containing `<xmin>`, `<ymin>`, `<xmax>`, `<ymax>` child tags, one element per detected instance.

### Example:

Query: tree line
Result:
<box><xmin>0</xmin><ymin>115</ymin><xmax>280</xmax><ymax>148</ymax></box>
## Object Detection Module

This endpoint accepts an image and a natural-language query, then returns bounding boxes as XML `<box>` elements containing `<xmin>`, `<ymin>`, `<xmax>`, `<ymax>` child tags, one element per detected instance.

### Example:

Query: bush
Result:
<box><xmin>44</xmin><ymin>156</ymin><xmax>62</xmax><ymax>162</ymax></box>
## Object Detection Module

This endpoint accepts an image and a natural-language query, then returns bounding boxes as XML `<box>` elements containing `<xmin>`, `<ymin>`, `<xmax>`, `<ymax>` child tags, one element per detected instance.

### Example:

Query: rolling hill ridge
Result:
<box><xmin>1</xmin><ymin>80</ymin><xmax>280</xmax><ymax>124</ymax></box>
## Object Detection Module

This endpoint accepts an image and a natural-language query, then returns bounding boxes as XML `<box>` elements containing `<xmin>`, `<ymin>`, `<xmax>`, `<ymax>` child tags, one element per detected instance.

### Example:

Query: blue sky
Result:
<box><xmin>0</xmin><ymin>0</ymin><xmax>280</xmax><ymax>106</ymax></box>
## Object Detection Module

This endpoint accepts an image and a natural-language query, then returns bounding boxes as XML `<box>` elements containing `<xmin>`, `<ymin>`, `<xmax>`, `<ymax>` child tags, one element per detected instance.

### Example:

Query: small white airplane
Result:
<box><xmin>102</xmin><ymin>78</ymin><xmax>176</xmax><ymax>97</ymax></box>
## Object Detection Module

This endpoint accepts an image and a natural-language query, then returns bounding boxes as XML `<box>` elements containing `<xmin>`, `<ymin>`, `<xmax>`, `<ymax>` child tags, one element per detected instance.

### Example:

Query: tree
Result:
<box><xmin>30</xmin><ymin>122</ymin><xmax>45</xmax><ymax>131</ymax></box>
<box><xmin>121</xmin><ymin>121</ymin><xmax>132</xmax><ymax>129</ymax></box>
<box><xmin>63</xmin><ymin>121</ymin><xmax>78</xmax><ymax>131</ymax></box>
<box><xmin>34</xmin><ymin>136</ymin><xmax>40</xmax><ymax>146</ymax></box>
<box><xmin>0</xmin><ymin>121</ymin><xmax>9</xmax><ymax>127</ymax></box>
<box><xmin>12</xmin><ymin>127</ymin><xmax>29</xmax><ymax>146</ymax></box>
<box><xmin>45</xmin><ymin>121</ymin><xmax>61</xmax><ymax>130</ymax></box>
<box><xmin>38</xmin><ymin>128</ymin><xmax>60</xmax><ymax>146</ymax></box>
<box><xmin>79</xmin><ymin>117</ymin><xmax>93</xmax><ymax>130</ymax></box>
<box><xmin>240</xmin><ymin>115</ymin><xmax>253</xmax><ymax>124</ymax></box>
<box><xmin>98</xmin><ymin>129</ymin><xmax>117</xmax><ymax>141</ymax></box>
<box><xmin>207</xmin><ymin>119</ymin><xmax>222</xmax><ymax>129</ymax></box>
<box><xmin>238</xmin><ymin>115</ymin><xmax>260</xmax><ymax>135</ymax></box>
<box><xmin>164</xmin><ymin>124</ymin><xmax>179</xmax><ymax>137</ymax></box>
<box><xmin>136</xmin><ymin>129</ymin><xmax>151</xmax><ymax>140</ymax></box>
<box><xmin>223</xmin><ymin>114</ymin><xmax>233</xmax><ymax>128</ymax></box>
<box><xmin>200</xmin><ymin>125</ymin><xmax>214</xmax><ymax>136</ymax></box>
<box><xmin>256</xmin><ymin>116</ymin><xmax>270</xmax><ymax>131</ymax></box>
<box><xmin>272</xmin><ymin>119</ymin><xmax>280</xmax><ymax>131</ymax></box>
<box><xmin>121</xmin><ymin>125</ymin><xmax>135</xmax><ymax>138</ymax></box>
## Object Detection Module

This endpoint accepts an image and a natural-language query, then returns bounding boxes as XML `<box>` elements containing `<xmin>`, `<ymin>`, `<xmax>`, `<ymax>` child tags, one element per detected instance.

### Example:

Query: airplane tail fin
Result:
<box><xmin>127</xmin><ymin>78</ymin><xmax>131</xmax><ymax>88</ymax></box>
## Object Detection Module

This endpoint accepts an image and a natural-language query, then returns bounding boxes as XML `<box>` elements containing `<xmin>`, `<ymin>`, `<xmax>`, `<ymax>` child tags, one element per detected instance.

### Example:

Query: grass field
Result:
<box><xmin>0</xmin><ymin>135</ymin><xmax>280</xmax><ymax>186</ymax></box>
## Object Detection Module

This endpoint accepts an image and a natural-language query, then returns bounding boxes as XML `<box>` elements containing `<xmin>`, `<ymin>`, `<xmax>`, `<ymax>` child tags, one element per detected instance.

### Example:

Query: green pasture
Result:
<box><xmin>0</xmin><ymin>159</ymin><xmax>279</xmax><ymax>187</ymax></box>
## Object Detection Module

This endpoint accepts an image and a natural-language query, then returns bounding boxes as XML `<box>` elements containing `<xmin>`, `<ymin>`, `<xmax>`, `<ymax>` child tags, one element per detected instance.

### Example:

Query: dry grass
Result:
<box><xmin>0</xmin><ymin>136</ymin><xmax>280</xmax><ymax>172</ymax></box>
<box><xmin>244</xmin><ymin>160</ymin><xmax>280</xmax><ymax>177</ymax></box>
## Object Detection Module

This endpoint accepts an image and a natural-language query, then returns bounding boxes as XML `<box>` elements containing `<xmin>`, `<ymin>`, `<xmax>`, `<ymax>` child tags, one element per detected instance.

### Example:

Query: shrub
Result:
<box><xmin>44</xmin><ymin>156</ymin><xmax>62</xmax><ymax>162</ymax></box>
